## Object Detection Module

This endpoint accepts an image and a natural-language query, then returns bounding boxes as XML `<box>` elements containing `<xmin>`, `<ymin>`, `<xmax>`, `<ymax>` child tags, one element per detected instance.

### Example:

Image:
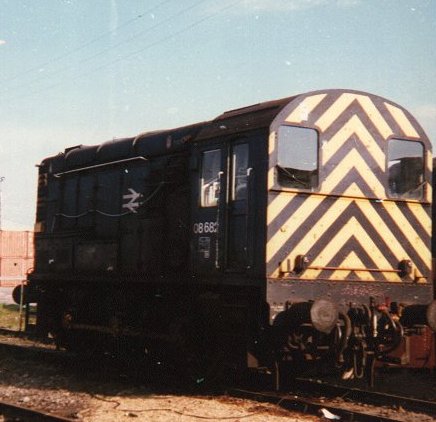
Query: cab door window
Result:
<box><xmin>232</xmin><ymin>143</ymin><xmax>249</xmax><ymax>201</ymax></box>
<box><xmin>200</xmin><ymin>149</ymin><xmax>221</xmax><ymax>207</ymax></box>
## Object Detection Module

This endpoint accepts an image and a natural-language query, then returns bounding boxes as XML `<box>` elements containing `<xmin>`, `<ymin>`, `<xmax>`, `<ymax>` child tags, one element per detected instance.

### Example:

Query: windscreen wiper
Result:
<box><xmin>276</xmin><ymin>165</ymin><xmax>306</xmax><ymax>187</ymax></box>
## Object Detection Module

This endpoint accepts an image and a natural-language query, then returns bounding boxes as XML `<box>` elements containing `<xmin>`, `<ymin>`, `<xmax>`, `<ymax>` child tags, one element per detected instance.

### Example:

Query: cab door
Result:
<box><xmin>191</xmin><ymin>140</ymin><xmax>252</xmax><ymax>275</ymax></box>
<box><xmin>191</xmin><ymin>146</ymin><xmax>223</xmax><ymax>275</ymax></box>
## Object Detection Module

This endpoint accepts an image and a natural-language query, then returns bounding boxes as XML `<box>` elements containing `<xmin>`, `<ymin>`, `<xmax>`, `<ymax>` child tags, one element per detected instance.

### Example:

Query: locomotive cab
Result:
<box><xmin>265</xmin><ymin>91</ymin><xmax>435</xmax><ymax>383</ymax></box>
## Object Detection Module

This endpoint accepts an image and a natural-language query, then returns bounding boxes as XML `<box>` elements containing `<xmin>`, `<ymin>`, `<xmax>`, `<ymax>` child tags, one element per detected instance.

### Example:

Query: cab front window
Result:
<box><xmin>387</xmin><ymin>139</ymin><xmax>424</xmax><ymax>200</ymax></box>
<box><xmin>276</xmin><ymin>126</ymin><xmax>318</xmax><ymax>189</ymax></box>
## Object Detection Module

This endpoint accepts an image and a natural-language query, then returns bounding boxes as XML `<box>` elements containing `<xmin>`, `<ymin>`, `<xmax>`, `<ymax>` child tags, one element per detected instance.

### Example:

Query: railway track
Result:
<box><xmin>0</xmin><ymin>331</ymin><xmax>63</xmax><ymax>363</ymax></box>
<box><xmin>293</xmin><ymin>377</ymin><xmax>436</xmax><ymax>416</ymax></box>
<box><xmin>231</xmin><ymin>372</ymin><xmax>436</xmax><ymax>422</ymax></box>
<box><xmin>230</xmin><ymin>389</ymin><xmax>399</xmax><ymax>422</ymax></box>
<box><xmin>0</xmin><ymin>327</ymin><xmax>53</xmax><ymax>342</ymax></box>
<box><xmin>0</xmin><ymin>333</ymin><xmax>434</xmax><ymax>421</ymax></box>
<box><xmin>0</xmin><ymin>399</ymin><xmax>77</xmax><ymax>422</ymax></box>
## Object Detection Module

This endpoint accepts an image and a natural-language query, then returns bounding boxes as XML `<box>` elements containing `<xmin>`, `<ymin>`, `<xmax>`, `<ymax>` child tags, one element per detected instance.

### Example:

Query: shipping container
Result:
<box><xmin>0</xmin><ymin>231</ymin><xmax>33</xmax><ymax>286</ymax></box>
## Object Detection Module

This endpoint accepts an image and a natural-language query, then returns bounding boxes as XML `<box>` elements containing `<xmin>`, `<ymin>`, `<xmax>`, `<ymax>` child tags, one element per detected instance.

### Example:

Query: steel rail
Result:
<box><xmin>0</xmin><ymin>327</ymin><xmax>53</xmax><ymax>342</ymax></box>
<box><xmin>0</xmin><ymin>399</ymin><xmax>77</xmax><ymax>422</ymax></box>
<box><xmin>230</xmin><ymin>389</ymin><xmax>397</xmax><ymax>422</ymax></box>
<box><xmin>293</xmin><ymin>377</ymin><xmax>436</xmax><ymax>416</ymax></box>
<box><xmin>230</xmin><ymin>388</ymin><xmax>432</xmax><ymax>422</ymax></box>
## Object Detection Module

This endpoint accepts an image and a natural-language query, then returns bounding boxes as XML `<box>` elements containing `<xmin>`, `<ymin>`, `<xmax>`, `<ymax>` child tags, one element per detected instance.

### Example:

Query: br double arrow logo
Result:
<box><xmin>122</xmin><ymin>188</ymin><xmax>142</xmax><ymax>213</ymax></box>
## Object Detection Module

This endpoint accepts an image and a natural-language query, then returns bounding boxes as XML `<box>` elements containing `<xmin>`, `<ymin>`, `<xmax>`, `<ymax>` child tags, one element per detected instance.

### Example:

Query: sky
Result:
<box><xmin>0</xmin><ymin>0</ymin><xmax>435</xmax><ymax>230</ymax></box>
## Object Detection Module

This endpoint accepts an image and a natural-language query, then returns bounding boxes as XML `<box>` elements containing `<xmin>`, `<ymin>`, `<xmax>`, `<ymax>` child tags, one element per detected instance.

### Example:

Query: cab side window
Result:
<box><xmin>276</xmin><ymin>126</ymin><xmax>318</xmax><ymax>189</ymax></box>
<box><xmin>387</xmin><ymin>139</ymin><xmax>424</xmax><ymax>200</ymax></box>
<box><xmin>200</xmin><ymin>149</ymin><xmax>221</xmax><ymax>207</ymax></box>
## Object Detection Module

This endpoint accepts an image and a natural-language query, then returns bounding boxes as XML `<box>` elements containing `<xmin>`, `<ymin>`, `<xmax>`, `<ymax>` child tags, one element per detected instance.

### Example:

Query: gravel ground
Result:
<box><xmin>80</xmin><ymin>394</ymin><xmax>316</xmax><ymax>422</ymax></box>
<box><xmin>0</xmin><ymin>336</ymin><xmax>317</xmax><ymax>422</ymax></box>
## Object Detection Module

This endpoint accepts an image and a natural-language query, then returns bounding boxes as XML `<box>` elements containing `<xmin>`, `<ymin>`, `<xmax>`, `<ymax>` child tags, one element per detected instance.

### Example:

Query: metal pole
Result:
<box><xmin>0</xmin><ymin>177</ymin><xmax>3</xmax><ymax>289</ymax></box>
<box><xmin>0</xmin><ymin>176</ymin><xmax>4</xmax><ymax>231</ymax></box>
<box><xmin>19</xmin><ymin>280</ymin><xmax>24</xmax><ymax>332</ymax></box>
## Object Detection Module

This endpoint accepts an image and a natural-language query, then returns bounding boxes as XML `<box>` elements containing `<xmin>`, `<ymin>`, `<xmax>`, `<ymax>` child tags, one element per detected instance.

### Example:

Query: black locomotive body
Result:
<box><xmin>27</xmin><ymin>89</ymin><xmax>436</xmax><ymax>382</ymax></box>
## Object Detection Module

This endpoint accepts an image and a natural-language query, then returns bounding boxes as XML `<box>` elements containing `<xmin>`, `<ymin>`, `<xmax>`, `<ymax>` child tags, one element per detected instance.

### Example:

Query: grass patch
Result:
<box><xmin>0</xmin><ymin>303</ymin><xmax>21</xmax><ymax>330</ymax></box>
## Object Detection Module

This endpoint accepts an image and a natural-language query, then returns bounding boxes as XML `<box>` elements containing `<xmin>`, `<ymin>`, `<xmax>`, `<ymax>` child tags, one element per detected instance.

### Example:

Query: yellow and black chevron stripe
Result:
<box><xmin>267</xmin><ymin>90</ymin><xmax>432</xmax><ymax>283</ymax></box>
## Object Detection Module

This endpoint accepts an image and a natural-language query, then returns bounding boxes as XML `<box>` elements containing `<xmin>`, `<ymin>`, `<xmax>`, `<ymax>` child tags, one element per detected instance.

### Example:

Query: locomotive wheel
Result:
<box><xmin>376</xmin><ymin>310</ymin><xmax>403</xmax><ymax>356</ymax></box>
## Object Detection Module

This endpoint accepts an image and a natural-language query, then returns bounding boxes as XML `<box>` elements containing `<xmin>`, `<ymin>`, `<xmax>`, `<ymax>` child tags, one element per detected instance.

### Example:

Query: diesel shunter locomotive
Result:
<box><xmin>25</xmin><ymin>89</ymin><xmax>436</xmax><ymax>384</ymax></box>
